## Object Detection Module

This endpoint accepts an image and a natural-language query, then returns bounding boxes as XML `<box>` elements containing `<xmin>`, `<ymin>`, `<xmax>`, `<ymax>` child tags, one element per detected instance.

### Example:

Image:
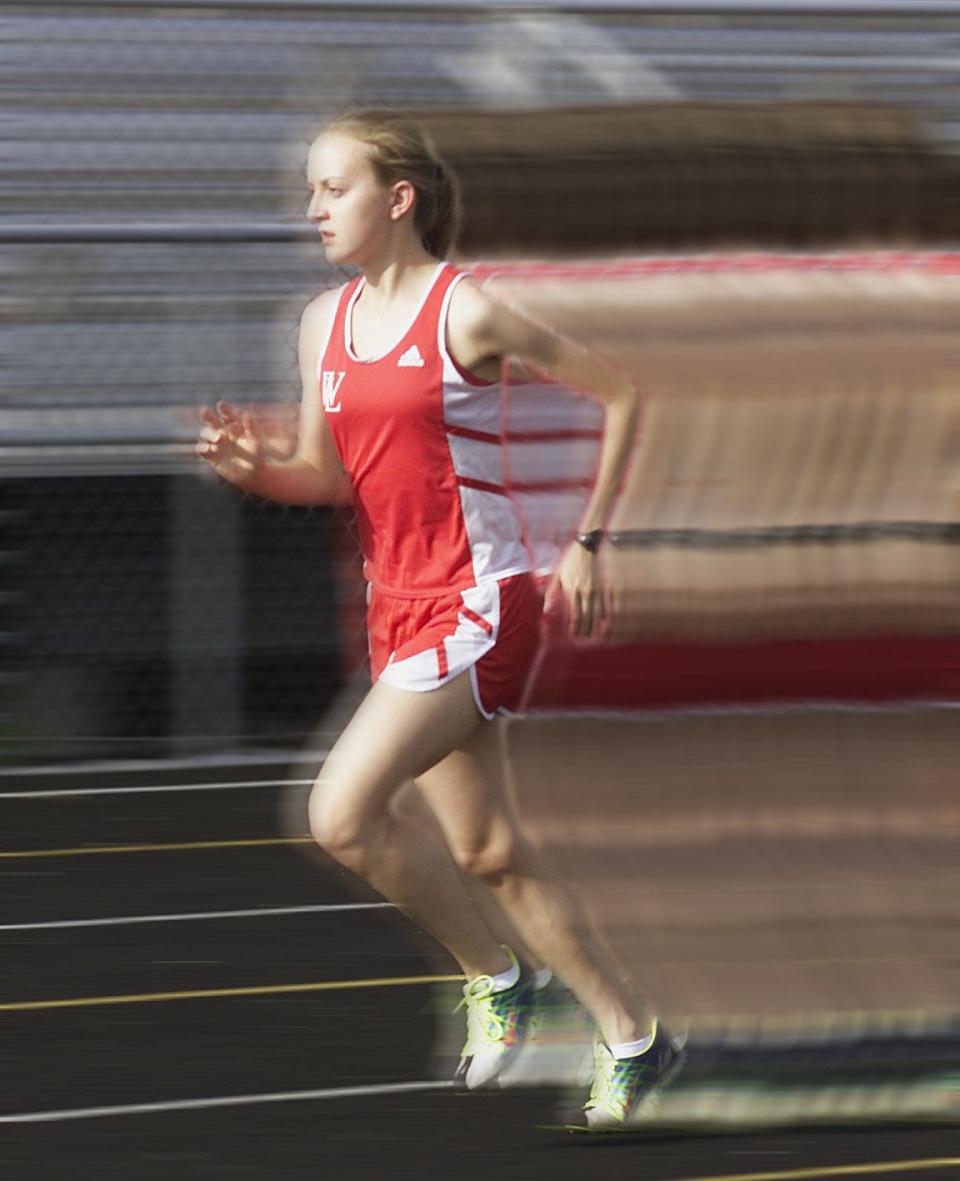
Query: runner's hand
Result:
<box><xmin>195</xmin><ymin>401</ymin><xmax>265</xmax><ymax>487</ymax></box>
<box><xmin>545</xmin><ymin>542</ymin><xmax>607</xmax><ymax>638</ymax></box>
<box><xmin>215</xmin><ymin>399</ymin><xmax>299</xmax><ymax>462</ymax></box>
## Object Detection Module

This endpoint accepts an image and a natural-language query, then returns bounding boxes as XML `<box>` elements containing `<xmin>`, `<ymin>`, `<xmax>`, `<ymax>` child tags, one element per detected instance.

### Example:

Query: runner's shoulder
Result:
<box><xmin>299</xmin><ymin>284</ymin><xmax>347</xmax><ymax>352</ymax></box>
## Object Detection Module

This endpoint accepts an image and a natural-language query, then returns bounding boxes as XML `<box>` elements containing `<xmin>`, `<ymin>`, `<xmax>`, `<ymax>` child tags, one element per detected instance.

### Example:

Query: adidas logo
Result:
<box><xmin>397</xmin><ymin>345</ymin><xmax>425</xmax><ymax>368</ymax></box>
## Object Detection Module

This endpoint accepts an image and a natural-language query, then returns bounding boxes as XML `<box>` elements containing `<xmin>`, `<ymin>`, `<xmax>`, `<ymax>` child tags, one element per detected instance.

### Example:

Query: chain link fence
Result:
<box><xmin>5</xmin><ymin>1</ymin><xmax>960</xmax><ymax>761</ymax></box>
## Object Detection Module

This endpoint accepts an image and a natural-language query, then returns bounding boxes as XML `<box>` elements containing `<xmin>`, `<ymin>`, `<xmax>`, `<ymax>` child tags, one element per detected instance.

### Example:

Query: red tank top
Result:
<box><xmin>316</xmin><ymin>262</ymin><xmax>531</xmax><ymax>596</ymax></box>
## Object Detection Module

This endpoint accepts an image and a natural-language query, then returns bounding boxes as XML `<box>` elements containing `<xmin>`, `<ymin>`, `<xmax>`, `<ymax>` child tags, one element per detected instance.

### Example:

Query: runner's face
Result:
<box><xmin>306</xmin><ymin>133</ymin><xmax>393</xmax><ymax>267</ymax></box>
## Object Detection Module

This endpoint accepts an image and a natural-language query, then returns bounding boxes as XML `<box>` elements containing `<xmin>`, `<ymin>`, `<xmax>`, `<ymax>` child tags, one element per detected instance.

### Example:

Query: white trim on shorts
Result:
<box><xmin>376</xmin><ymin>580</ymin><xmax>501</xmax><ymax>700</ymax></box>
<box><xmin>468</xmin><ymin>662</ymin><xmax>496</xmax><ymax>721</ymax></box>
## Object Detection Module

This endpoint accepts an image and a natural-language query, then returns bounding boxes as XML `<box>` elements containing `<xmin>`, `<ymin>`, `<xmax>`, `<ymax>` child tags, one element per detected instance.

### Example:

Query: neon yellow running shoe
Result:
<box><xmin>581</xmin><ymin>1021</ymin><xmax>685</xmax><ymax>1130</ymax></box>
<box><xmin>454</xmin><ymin>947</ymin><xmax>538</xmax><ymax>1091</ymax></box>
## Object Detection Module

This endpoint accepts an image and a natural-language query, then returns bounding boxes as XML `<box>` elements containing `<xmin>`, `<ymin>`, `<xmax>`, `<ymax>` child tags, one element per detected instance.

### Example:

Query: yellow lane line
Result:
<box><xmin>0</xmin><ymin>974</ymin><xmax>464</xmax><ymax>1013</ymax></box>
<box><xmin>0</xmin><ymin>836</ymin><xmax>312</xmax><ymax>860</ymax></box>
<box><xmin>674</xmin><ymin>1160</ymin><xmax>960</xmax><ymax>1181</ymax></box>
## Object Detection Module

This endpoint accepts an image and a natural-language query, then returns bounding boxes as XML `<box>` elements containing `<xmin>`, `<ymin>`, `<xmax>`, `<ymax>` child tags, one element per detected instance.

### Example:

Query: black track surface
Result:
<box><xmin>2</xmin><ymin>764</ymin><xmax>957</xmax><ymax>1180</ymax></box>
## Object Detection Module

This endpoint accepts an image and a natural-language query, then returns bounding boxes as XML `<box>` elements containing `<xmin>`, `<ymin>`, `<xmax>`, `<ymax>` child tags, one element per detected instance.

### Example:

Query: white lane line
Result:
<box><xmin>0</xmin><ymin>902</ymin><xmax>393</xmax><ymax>932</ymax></box>
<box><xmin>0</xmin><ymin>1080</ymin><xmax>454</xmax><ymax>1124</ymax></box>
<box><xmin>0</xmin><ymin>778</ymin><xmax>315</xmax><ymax>800</ymax></box>
<box><xmin>0</xmin><ymin>748</ymin><xmax>325</xmax><ymax>778</ymax></box>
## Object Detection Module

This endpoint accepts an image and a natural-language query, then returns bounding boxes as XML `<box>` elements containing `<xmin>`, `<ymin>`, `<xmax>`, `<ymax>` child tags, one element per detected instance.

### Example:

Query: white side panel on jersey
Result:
<box><xmin>455</xmin><ymin>485</ymin><xmax>530</xmax><ymax>584</ymax></box>
<box><xmin>437</xmin><ymin>271</ymin><xmax>531</xmax><ymax>586</ymax></box>
<box><xmin>445</xmin><ymin>431</ymin><xmax>504</xmax><ymax>487</ymax></box>
<box><xmin>502</xmin><ymin>379</ymin><xmax>603</xmax><ymax>576</ymax></box>
<box><xmin>441</xmin><ymin>382</ymin><xmax>504</xmax><ymax>436</ymax></box>
<box><xmin>508</xmin><ymin>437</ymin><xmax>599</xmax><ymax>485</ymax></box>
<box><xmin>504</xmin><ymin>382</ymin><xmax>603</xmax><ymax>434</ymax></box>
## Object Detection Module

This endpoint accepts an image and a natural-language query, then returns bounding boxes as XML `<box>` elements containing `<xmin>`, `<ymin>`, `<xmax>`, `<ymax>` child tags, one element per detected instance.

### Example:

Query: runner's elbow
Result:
<box><xmin>298</xmin><ymin>455</ymin><xmax>352</xmax><ymax>505</ymax></box>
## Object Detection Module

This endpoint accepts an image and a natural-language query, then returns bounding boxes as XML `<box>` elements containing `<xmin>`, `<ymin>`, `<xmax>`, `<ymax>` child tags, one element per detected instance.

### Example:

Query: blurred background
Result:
<box><xmin>5</xmin><ymin>0</ymin><xmax>960</xmax><ymax>762</ymax></box>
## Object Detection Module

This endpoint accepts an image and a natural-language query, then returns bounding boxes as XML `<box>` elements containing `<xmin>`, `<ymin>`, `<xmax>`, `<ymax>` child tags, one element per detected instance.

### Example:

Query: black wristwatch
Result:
<box><xmin>574</xmin><ymin>529</ymin><xmax>605</xmax><ymax>554</ymax></box>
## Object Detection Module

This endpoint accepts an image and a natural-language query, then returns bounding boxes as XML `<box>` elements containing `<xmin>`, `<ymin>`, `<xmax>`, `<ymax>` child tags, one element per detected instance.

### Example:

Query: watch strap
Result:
<box><xmin>574</xmin><ymin>529</ymin><xmax>605</xmax><ymax>553</ymax></box>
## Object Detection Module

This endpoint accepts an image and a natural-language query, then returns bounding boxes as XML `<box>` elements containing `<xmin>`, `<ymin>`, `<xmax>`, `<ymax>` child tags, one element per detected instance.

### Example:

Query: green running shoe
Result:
<box><xmin>581</xmin><ymin>1021</ymin><xmax>685</xmax><ymax>1130</ymax></box>
<box><xmin>454</xmin><ymin>947</ymin><xmax>538</xmax><ymax>1090</ymax></box>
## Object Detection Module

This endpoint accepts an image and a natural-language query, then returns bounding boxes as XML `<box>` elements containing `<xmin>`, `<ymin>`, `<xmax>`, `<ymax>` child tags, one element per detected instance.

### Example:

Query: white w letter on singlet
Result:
<box><xmin>321</xmin><ymin>370</ymin><xmax>346</xmax><ymax>413</ymax></box>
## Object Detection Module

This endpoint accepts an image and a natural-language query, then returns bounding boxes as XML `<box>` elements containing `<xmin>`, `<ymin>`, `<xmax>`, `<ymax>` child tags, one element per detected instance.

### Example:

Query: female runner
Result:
<box><xmin>197</xmin><ymin>109</ymin><xmax>681</xmax><ymax>1129</ymax></box>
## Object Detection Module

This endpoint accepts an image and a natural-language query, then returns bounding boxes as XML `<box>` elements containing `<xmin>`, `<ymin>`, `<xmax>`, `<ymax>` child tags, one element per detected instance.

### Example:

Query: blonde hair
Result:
<box><xmin>323</xmin><ymin>109</ymin><xmax>461</xmax><ymax>259</ymax></box>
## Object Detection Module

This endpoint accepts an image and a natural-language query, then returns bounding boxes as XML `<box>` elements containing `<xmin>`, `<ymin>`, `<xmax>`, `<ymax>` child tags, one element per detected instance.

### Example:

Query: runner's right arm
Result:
<box><xmin>196</xmin><ymin>290</ymin><xmax>352</xmax><ymax>505</ymax></box>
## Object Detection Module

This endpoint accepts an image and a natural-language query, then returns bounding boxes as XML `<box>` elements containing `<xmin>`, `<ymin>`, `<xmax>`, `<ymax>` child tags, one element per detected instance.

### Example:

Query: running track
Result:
<box><xmin>1</xmin><ymin>760</ymin><xmax>957</xmax><ymax>1180</ymax></box>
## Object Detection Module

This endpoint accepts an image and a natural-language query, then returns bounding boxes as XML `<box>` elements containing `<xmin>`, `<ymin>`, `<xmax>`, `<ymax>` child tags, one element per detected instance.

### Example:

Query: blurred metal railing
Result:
<box><xmin>18</xmin><ymin>1</ymin><xmax>960</xmax><ymax>13</ymax></box>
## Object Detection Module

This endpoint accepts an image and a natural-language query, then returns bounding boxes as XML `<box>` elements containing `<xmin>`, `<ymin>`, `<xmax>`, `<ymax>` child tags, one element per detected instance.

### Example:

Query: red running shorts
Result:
<box><xmin>367</xmin><ymin>572</ymin><xmax>543</xmax><ymax>718</ymax></box>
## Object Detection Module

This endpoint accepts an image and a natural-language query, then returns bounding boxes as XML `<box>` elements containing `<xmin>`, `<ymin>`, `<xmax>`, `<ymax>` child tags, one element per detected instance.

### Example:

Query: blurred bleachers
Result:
<box><xmin>5</xmin><ymin>0</ymin><xmax>960</xmax><ymax>757</ymax></box>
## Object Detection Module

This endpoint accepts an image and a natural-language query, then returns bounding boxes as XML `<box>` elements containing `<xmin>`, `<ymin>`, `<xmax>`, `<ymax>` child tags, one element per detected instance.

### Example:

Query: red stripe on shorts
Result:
<box><xmin>460</xmin><ymin>605</ymin><xmax>494</xmax><ymax>636</ymax></box>
<box><xmin>436</xmin><ymin>640</ymin><xmax>449</xmax><ymax>680</ymax></box>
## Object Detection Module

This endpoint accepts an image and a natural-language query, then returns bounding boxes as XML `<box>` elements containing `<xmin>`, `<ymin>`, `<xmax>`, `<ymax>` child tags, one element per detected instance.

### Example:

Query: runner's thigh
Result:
<box><xmin>312</xmin><ymin>670</ymin><xmax>485</xmax><ymax>826</ymax></box>
<box><xmin>414</xmin><ymin>719</ymin><xmax>521</xmax><ymax>860</ymax></box>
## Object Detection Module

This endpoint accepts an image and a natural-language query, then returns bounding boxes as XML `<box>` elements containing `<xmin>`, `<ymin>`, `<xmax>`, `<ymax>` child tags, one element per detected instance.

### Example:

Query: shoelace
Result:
<box><xmin>455</xmin><ymin>975</ymin><xmax>507</xmax><ymax>1052</ymax></box>
<box><xmin>586</xmin><ymin>1042</ymin><xmax>657</xmax><ymax>1117</ymax></box>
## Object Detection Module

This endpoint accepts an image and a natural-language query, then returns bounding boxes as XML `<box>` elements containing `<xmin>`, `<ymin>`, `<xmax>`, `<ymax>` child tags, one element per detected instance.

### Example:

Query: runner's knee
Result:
<box><xmin>450</xmin><ymin>830</ymin><xmax>524</xmax><ymax>886</ymax></box>
<box><xmin>308</xmin><ymin>779</ymin><xmax>382</xmax><ymax>871</ymax></box>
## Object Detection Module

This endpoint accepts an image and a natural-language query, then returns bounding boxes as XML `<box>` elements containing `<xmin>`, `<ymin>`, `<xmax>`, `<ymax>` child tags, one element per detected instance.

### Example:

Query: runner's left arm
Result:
<box><xmin>448</xmin><ymin>280</ymin><xmax>640</xmax><ymax>637</ymax></box>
